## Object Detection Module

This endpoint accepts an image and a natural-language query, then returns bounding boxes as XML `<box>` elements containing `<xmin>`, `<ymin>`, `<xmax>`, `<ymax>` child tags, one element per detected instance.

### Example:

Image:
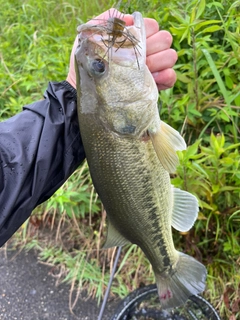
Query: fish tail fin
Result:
<box><xmin>155</xmin><ymin>252</ymin><xmax>207</xmax><ymax>309</ymax></box>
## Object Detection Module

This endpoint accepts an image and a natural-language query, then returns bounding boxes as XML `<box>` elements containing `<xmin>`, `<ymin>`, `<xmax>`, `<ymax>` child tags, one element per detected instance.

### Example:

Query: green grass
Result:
<box><xmin>1</xmin><ymin>0</ymin><xmax>240</xmax><ymax>319</ymax></box>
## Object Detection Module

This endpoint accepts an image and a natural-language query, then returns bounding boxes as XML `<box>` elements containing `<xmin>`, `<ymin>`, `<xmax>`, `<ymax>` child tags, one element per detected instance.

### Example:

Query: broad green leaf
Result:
<box><xmin>185</xmin><ymin>140</ymin><xmax>201</xmax><ymax>158</ymax></box>
<box><xmin>225</xmin><ymin>143</ymin><xmax>240</xmax><ymax>152</ymax></box>
<box><xmin>219</xmin><ymin>111</ymin><xmax>231</xmax><ymax>122</ymax></box>
<box><xmin>225</xmin><ymin>76</ymin><xmax>233</xmax><ymax>89</ymax></box>
<box><xmin>206</xmin><ymin>1</ymin><xmax>224</xmax><ymax>9</ymax></box>
<box><xmin>221</xmin><ymin>157</ymin><xmax>234</xmax><ymax>166</ymax></box>
<box><xmin>234</xmin><ymin>94</ymin><xmax>240</xmax><ymax>106</ymax></box>
<box><xmin>196</xmin><ymin>0</ymin><xmax>206</xmax><ymax>19</ymax></box>
<box><xmin>220</xmin><ymin>186</ymin><xmax>240</xmax><ymax>192</ymax></box>
<box><xmin>228</xmin><ymin>58</ymin><xmax>238</xmax><ymax>68</ymax></box>
<box><xmin>192</xmin><ymin>162</ymin><xmax>209</xmax><ymax>177</ymax></box>
<box><xmin>200</xmin><ymin>145</ymin><xmax>214</xmax><ymax>155</ymax></box>
<box><xmin>169</xmin><ymin>26</ymin><xmax>187</xmax><ymax>37</ymax></box>
<box><xmin>180</xmin><ymin>27</ymin><xmax>190</xmax><ymax>43</ymax></box>
<box><xmin>212</xmin><ymin>184</ymin><xmax>220</xmax><ymax>194</ymax></box>
<box><xmin>202</xmin><ymin>25</ymin><xmax>222</xmax><ymax>33</ymax></box>
<box><xmin>190</xmin><ymin>7</ymin><xmax>196</xmax><ymax>23</ymax></box>
<box><xmin>176</xmin><ymin>72</ymin><xmax>191</xmax><ymax>83</ymax></box>
<box><xmin>170</xmin><ymin>11</ymin><xmax>188</xmax><ymax>24</ymax></box>
<box><xmin>189</xmin><ymin>108</ymin><xmax>202</xmax><ymax>117</ymax></box>
<box><xmin>198</xmin><ymin>200</ymin><xmax>215</xmax><ymax>210</ymax></box>
<box><xmin>194</xmin><ymin>20</ymin><xmax>221</xmax><ymax>31</ymax></box>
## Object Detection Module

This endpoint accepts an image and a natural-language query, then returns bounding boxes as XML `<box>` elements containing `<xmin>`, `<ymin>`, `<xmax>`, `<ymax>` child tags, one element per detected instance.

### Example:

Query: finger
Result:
<box><xmin>146</xmin><ymin>48</ymin><xmax>178</xmax><ymax>73</ymax></box>
<box><xmin>144</xmin><ymin>18</ymin><xmax>159</xmax><ymax>38</ymax></box>
<box><xmin>152</xmin><ymin>68</ymin><xmax>177</xmax><ymax>91</ymax></box>
<box><xmin>146</xmin><ymin>31</ymin><xmax>173</xmax><ymax>56</ymax></box>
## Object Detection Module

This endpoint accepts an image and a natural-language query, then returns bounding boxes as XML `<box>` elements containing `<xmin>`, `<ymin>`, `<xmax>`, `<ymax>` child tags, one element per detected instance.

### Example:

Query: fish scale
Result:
<box><xmin>79</xmin><ymin>117</ymin><xmax>177</xmax><ymax>274</ymax></box>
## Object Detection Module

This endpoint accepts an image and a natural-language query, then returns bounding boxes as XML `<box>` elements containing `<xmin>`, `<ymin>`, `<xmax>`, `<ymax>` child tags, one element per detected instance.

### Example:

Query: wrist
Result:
<box><xmin>66</xmin><ymin>74</ymin><xmax>76</xmax><ymax>89</ymax></box>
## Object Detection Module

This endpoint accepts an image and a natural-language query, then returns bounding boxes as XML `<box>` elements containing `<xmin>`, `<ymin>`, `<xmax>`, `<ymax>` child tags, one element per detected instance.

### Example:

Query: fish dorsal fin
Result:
<box><xmin>103</xmin><ymin>219</ymin><xmax>130</xmax><ymax>249</ymax></box>
<box><xmin>171</xmin><ymin>187</ymin><xmax>199</xmax><ymax>232</ymax></box>
<box><xmin>149</xmin><ymin>121</ymin><xmax>186</xmax><ymax>173</ymax></box>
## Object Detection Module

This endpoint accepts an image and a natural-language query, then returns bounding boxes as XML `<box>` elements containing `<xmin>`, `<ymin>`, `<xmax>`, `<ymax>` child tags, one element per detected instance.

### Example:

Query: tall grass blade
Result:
<box><xmin>201</xmin><ymin>48</ymin><xmax>231</xmax><ymax>107</ymax></box>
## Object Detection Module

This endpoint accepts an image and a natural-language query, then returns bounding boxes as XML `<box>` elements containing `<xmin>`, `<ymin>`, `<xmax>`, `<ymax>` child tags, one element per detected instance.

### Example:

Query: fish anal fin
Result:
<box><xmin>149</xmin><ymin>121</ymin><xmax>186</xmax><ymax>173</ymax></box>
<box><xmin>103</xmin><ymin>220</ymin><xmax>130</xmax><ymax>249</ymax></box>
<box><xmin>171</xmin><ymin>187</ymin><xmax>199</xmax><ymax>232</ymax></box>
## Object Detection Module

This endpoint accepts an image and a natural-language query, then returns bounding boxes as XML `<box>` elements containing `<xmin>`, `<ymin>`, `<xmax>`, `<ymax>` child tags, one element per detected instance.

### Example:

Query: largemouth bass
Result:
<box><xmin>75</xmin><ymin>12</ymin><xmax>207</xmax><ymax>309</ymax></box>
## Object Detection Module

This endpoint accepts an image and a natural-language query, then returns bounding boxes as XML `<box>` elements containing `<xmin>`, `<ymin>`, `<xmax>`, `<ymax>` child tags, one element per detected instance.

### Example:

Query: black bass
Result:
<box><xmin>75</xmin><ymin>12</ymin><xmax>207</xmax><ymax>309</ymax></box>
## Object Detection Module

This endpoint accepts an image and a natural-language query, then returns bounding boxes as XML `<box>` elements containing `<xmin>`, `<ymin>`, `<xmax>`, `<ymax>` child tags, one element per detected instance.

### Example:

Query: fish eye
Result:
<box><xmin>90</xmin><ymin>59</ymin><xmax>106</xmax><ymax>75</ymax></box>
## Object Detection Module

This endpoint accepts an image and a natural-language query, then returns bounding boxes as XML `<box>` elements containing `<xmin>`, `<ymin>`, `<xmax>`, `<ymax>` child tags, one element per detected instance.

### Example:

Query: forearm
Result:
<box><xmin>0</xmin><ymin>81</ymin><xmax>85</xmax><ymax>246</ymax></box>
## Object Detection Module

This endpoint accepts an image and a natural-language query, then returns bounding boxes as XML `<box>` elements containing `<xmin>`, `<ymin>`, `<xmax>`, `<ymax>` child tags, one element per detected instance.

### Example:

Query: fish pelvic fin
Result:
<box><xmin>171</xmin><ymin>187</ymin><xmax>199</xmax><ymax>232</ymax></box>
<box><xmin>155</xmin><ymin>252</ymin><xmax>207</xmax><ymax>309</ymax></box>
<box><xmin>149</xmin><ymin>121</ymin><xmax>186</xmax><ymax>174</ymax></box>
<box><xmin>103</xmin><ymin>219</ymin><xmax>131</xmax><ymax>249</ymax></box>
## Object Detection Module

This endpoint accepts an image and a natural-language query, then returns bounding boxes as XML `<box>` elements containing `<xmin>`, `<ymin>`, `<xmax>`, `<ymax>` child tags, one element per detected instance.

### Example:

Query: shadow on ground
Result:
<box><xmin>0</xmin><ymin>248</ymin><xmax>119</xmax><ymax>320</ymax></box>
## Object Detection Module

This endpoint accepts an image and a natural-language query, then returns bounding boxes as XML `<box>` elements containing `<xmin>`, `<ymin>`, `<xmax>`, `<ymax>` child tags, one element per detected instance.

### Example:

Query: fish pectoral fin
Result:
<box><xmin>149</xmin><ymin>121</ymin><xmax>186</xmax><ymax>173</ymax></box>
<box><xmin>103</xmin><ymin>220</ymin><xmax>130</xmax><ymax>249</ymax></box>
<box><xmin>171</xmin><ymin>187</ymin><xmax>199</xmax><ymax>232</ymax></box>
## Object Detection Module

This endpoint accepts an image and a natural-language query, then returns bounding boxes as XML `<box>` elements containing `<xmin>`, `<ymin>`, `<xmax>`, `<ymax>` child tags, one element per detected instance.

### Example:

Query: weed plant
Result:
<box><xmin>1</xmin><ymin>0</ymin><xmax>239</xmax><ymax>318</ymax></box>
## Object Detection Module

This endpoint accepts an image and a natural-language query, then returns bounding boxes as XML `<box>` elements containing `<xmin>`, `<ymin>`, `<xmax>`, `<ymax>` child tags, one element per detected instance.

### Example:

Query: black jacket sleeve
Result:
<box><xmin>0</xmin><ymin>81</ymin><xmax>85</xmax><ymax>247</ymax></box>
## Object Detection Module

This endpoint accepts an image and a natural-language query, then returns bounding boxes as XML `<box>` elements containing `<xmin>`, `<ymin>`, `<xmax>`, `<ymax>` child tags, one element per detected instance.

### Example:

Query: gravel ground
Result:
<box><xmin>0</xmin><ymin>248</ymin><xmax>119</xmax><ymax>320</ymax></box>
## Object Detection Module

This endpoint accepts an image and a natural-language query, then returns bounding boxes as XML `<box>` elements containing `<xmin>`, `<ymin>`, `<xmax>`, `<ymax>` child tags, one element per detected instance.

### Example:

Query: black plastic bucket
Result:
<box><xmin>110</xmin><ymin>284</ymin><xmax>221</xmax><ymax>320</ymax></box>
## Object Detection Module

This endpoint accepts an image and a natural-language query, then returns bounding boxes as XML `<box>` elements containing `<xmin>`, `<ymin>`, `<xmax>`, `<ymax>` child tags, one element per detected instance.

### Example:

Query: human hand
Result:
<box><xmin>67</xmin><ymin>9</ymin><xmax>177</xmax><ymax>91</ymax></box>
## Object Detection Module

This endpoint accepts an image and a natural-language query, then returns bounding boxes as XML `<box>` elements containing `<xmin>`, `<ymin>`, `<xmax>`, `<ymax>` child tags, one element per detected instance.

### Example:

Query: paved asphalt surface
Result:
<box><xmin>0</xmin><ymin>248</ymin><xmax>119</xmax><ymax>320</ymax></box>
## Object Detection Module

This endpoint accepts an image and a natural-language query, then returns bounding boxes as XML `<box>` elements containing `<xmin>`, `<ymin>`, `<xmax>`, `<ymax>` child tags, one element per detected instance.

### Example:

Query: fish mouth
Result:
<box><xmin>76</xmin><ymin>11</ymin><xmax>146</xmax><ymax>69</ymax></box>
